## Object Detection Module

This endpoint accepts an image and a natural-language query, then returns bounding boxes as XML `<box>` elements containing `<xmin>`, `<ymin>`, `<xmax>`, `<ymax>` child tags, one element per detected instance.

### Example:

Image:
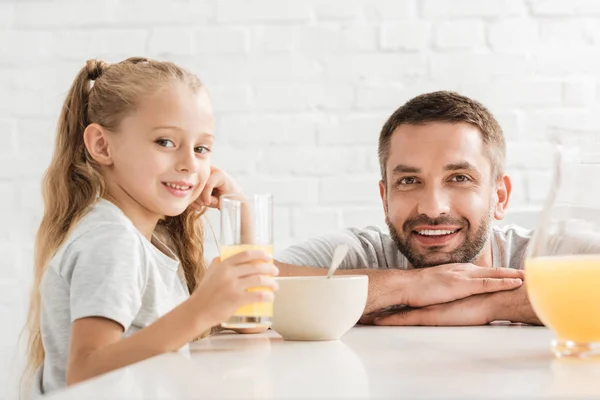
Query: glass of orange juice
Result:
<box><xmin>220</xmin><ymin>193</ymin><xmax>273</xmax><ymax>329</ymax></box>
<box><xmin>525</xmin><ymin>128</ymin><xmax>600</xmax><ymax>358</ymax></box>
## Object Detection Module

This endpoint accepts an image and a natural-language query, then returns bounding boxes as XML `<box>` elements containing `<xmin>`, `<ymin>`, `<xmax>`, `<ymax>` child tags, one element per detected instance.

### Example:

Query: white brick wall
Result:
<box><xmin>2</xmin><ymin>0</ymin><xmax>600</xmax><ymax>398</ymax></box>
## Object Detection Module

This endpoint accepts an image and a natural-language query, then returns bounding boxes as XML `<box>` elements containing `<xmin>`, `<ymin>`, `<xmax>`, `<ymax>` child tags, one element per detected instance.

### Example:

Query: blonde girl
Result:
<box><xmin>23</xmin><ymin>57</ymin><xmax>278</xmax><ymax>395</ymax></box>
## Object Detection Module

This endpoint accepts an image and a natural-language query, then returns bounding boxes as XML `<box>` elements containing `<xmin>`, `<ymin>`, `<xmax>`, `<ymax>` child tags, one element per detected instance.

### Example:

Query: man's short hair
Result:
<box><xmin>378</xmin><ymin>91</ymin><xmax>506</xmax><ymax>182</ymax></box>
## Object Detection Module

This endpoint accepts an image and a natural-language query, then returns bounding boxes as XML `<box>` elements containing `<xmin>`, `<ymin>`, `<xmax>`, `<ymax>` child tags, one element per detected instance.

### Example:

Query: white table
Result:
<box><xmin>45</xmin><ymin>325</ymin><xmax>600</xmax><ymax>399</ymax></box>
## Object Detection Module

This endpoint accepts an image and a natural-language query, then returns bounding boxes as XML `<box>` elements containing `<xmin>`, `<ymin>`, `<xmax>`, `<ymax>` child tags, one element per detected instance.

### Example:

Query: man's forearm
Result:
<box><xmin>490</xmin><ymin>286</ymin><xmax>543</xmax><ymax>325</ymax></box>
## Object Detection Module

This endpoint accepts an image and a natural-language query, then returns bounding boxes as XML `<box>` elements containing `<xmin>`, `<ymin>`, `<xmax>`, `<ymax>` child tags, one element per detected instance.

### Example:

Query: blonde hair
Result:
<box><xmin>22</xmin><ymin>57</ymin><xmax>209</xmax><ymax>390</ymax></box>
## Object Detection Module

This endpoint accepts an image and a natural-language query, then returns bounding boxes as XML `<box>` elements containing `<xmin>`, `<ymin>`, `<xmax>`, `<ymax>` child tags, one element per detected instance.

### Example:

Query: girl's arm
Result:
<box><xmin>66</xmin><ymin>298</ymin><xmax>207</xmax><ymax>385</ymax></box>
<box><xmin>66</xmin><ymin>250</ymin><xmax>278</xmax><ymax>386</ymax></box>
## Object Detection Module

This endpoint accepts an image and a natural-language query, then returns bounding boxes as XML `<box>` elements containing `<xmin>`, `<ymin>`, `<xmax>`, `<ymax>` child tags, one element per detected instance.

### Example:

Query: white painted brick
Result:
<box><xmin>15</xmin><ymin>0</ymin><xmax>215</xmax><ymax>27</ymax></box>
<box><xmin>563</xmin><ymin>80</ymin><xmax>596</xmax><ymax>107</ymax></box>
<box><xmin>298</xmin><ymin>25</ymin><xmax>378</xmax><ymax>52</ymax></box>
<box><xmin>325</xmin><ymin>54</ymin><xmax>427</xmax><ymax>82</ymax></box>
<box><xmin>13</xmin><ymin>0</ymin><xmax>114</xmax><ymax>27</ymax></box>
<box><xmin>355</xmin><ymin>84</ymin><xmax>412</xmax><ymax>109</ymax></box>
<box><xmin>195</xmin><ymin>28</ymin><xmax>248</xmax><ymax>54</ymax></box>
<box><xmin>522</xmin><ymin>110</ymin><xmax>600</xmax><ymax>139</ymax></box>
<box><xmin>209</xmin><ymin>86</ymin><xmax>251</xmax><ymax>112</ymax></box>
<box><xmin>112</xmin><ymin>1</ymin><xmax>215</xmax><ymax>25</ymax></box>
<box><xmin>253</xmin><ymin>84</ymin><xmax>354</xmax><ymax>111</ymax></box>
<box><xmin>148</xmin><ymin>28</ymin><xmax>194</xmax><ymax>56</ymax></box>
<box><xmin>532</xmin><ymin>52</ymin><xmax>600</xmax><ymax>75</ymax></box>
<box><xmin>245</xmin><ymin>57</ymin><xmax>324</xmax><ymax>83</ymax></box>
<box><xmin>504</xmin><ymin>169</ymin><xmax>527</xmax><ymax>206</ymax></box>
<box><xmin>235</xmin><ymin>177</ymin><xmax>320</xmax><ymax>205</ymax></box>
<box><xmin>250</xmin><ymin>26</ymin><xmax>298</xmax><ymax>53</ymax></box>
<box><xmin>525</xmin><ymin>170</ymin><xmax>553</xmax><ymax>203</ymax></box>
<box><xmin>366</xmin><ymin>146</ymin><xmax>383</xmax><ymax>174</ymax></box>
<box><xmin>51</xmin><ymin>29</ymin><xmax>148</xmax><ymax>60</ymax></box>
<box><xmin>0</xmin><ymin>119</ymin><xmax>17</xmax><ymax>156</ymax></box>
<box><xmin>183</xmin><ymin>57</ymin><xmax>325</xmax><ymax>85</ymax></box>
<box><xmin>18</xmin><ymin>179</ymin><xmax>44</xmax><ymax>217</ymax></box>
<box><xmin>10</xmin><ymin>88</ymin><xmax>64</xmax><ymax>118</ymax></box>
<box><xmin>538</xmin><ymin>20</ymin><xmax>591</xmax><ymax>48</ymax></box>
<box><xmin>529</xmin><ymin>0</ymin><xmax>600</xmax><ymax>15</ymax></box>
<box><xmin>493</xmin><ymin>111</ymin><xmax>522</xmax><ymax>141</ymax></box>
<box><xmin>0</xmin><ymin>31</ymin><xmax>54</xmax><ymax>62</ymax></box>
<box><xmin>292</xmin><ymin>208</ymin><xmax>342</xmax><ymax>239</ymax></box>
<box><xmin>0</xmin><ymin>181</ymin><xmax>17</xmax><ymax>218</ymax></box>
<box><xmin>506</xmin><ymin>141</ymin><xmax>554</xmax><ymax>169</ymax></box>
<box><xmin>317</xmin><ymin>114</ymin><xmax>387</xmax><ymax>145</ymax></box>
<box><xmin>434</xmin><ymin>21</ymin><xmax>485</xmax><ymax>49</ymax></box>
<box><xmin>342</xmin><ymin>207</ymin><xmax>386</xmax><ymax>230</ymax></box>
<box><xmin>258</xmin><ymin>147</ymin><xmax>367</xmax><ymax>176</ymax></box>
<box><xmin>16</xmin><ymin>119</ymin><xmax>56</xmax><ymax>153</ymax></box>
<box><xmin>381</xmin><ymin>21</ymin><xmax>431</xmax><ymax>51</ymax></box>
<box><xmin>364</xmin><ymin>0</ymin><xmax>417</xmax><ymax>20</ymax></box>
<box><xmin>210</xmin><ymin>146</ymin><xmax>263</xmax><ymax>176</ymax></box>
<box><xmin>488</xmin><ymin>19</ymin><xmax>538</xmax><ymax>53</ymax></box>
<box><xmin>10</xmin><ymin>62</ymin><xmax>84</xmax><ymax>95</ymax></box>
<box><xmin>219</xmin><ymin>114</ymin><xmax>317</xmax><ymax>145</ymax></box>
<box><xmin>190</xmin><ymin>57</ymin><xmax>248</xmax><ymax>85</ymax></box>
<box><xmin>423</xmin><ymin>0</ymin><xmax>527</xmax><ymax>18</ymax></box>
<box><xmin>430</xmin><ymin>53</ymin><xmax>531</xmax><ymax>82</ymax></box>
<box><xmin>313</xmin><ymin>0</ymin><xmax>362</xmax><ymax>20</ymax></box>
<box><xmin>0</xmin><ymin>2</ymin><xmax>15</xmax><ymax>29</ymax></box>
<box><xmin>320</xmin><ymin>176</ymin><xmax>382</xmax><ymax>205</ymax></box>
<box><xmin>460</xmin><ymin>80</ymin><xmax>563</xmax><ymax>107</ymax></box>
<box><xmin>217</xmin><ymin>0</ymin><xmax>311</xmax><ymax>22</ymax></box>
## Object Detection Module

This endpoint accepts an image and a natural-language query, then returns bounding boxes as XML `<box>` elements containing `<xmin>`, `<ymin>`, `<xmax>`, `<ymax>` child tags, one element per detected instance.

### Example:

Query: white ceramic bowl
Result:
<box><xmin>272</xmin><ymin>275</ymin><xmax>368</xmax><ymax>341</ymax></box>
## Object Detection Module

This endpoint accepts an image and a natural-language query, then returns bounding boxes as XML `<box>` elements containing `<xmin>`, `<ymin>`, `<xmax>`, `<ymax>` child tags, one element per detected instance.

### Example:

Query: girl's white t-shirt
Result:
<box><xmin>37</xmin><ymin>199</ymin><xmax>190</xmax><ymax>395</ymax></box>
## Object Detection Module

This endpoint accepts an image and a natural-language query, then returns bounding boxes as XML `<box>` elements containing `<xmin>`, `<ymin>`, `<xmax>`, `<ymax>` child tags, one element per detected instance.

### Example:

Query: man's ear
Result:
<box><xmin>494</xmin><ymin>174</ymin><xmax>512</xmax><ymax>220</ymax></box>
<box><xmin>379</xmin><ymin>179</ymin><xmax>388</xmax><ymax>216</ymax></box>
<box><xmin>83</xmin><ymin>123</ymin><xmax>113</xmax><ymax>166</ymax></box>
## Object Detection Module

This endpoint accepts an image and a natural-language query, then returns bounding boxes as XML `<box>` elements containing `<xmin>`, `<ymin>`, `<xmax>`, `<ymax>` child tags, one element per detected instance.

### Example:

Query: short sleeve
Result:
<box><xmin>63</xmin><ymin>223</ymin><xmax>146</xmax><ymax>331</ymax></box>
<box><xmin>275</xmin><ymin>227</ymin><xmax>383</xmax><ymax>269</ymax></box>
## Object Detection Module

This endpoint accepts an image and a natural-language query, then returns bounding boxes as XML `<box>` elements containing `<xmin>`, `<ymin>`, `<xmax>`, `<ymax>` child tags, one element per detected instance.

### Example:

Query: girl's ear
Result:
<box><xmin>83</xmin><ymin>123</ymin><xmax>113</xmax><ymax>166</ymax></box>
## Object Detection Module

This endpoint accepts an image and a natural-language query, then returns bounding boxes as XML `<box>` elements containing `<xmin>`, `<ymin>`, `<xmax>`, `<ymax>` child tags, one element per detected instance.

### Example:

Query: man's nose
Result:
<box><xmin>417</xmin><ymin>185</ymin><xmax>451</xmax><ymax>219</ymax></box>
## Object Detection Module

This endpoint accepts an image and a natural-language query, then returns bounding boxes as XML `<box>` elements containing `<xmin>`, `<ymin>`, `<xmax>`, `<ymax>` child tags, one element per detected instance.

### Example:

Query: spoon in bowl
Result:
<box><xmin>327</xmin><ymin>244</ymin><xmax>349</xmax><ymax>279</ymax></box>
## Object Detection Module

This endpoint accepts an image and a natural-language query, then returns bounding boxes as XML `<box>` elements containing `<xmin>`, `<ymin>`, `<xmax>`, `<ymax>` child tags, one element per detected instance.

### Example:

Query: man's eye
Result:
<box><xmin>398</xmin><ymin>177</ymin><xmax>418</xmax><ymax>185</ymax></box>
<box><xmin>451</xmin><ymin>174</ymin><xmax>470</xmax><ymax>183</ymax></box>
<box><xmin>156</xmin><ymin>139</ymin><xmax>175</xmax><ymax>148</ymax></box>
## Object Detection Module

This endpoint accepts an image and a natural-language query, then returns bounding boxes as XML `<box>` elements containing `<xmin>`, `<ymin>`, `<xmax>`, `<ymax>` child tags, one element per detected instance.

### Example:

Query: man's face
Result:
<box><xmin>379</xmin><ymin>122</ymin><xmax>507</xmax><ymax>268</ymax></box>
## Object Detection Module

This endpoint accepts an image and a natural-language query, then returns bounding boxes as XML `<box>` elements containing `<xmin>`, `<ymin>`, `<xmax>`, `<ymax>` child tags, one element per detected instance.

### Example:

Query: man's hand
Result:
<box><xmin>368</xmin><ymin>285</ymin><xmax>542</xmax><ymax>326</ymax></box>
<box><xmin>363</xmin><ymin>263</ymin><xmax>524</xmax><ymax>314</ymax></box>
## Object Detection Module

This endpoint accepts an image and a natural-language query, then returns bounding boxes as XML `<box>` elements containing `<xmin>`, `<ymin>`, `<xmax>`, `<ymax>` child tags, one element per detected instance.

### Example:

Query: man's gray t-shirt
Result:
<box><xmin>38</xmin><ymin>199</ymin><xmax>190</xmax><ymax>395</ymax></box>
<box><xmin>276</xmin><ymin>225</ymin><xmax>532</xmax><ymax>270</ymax></box>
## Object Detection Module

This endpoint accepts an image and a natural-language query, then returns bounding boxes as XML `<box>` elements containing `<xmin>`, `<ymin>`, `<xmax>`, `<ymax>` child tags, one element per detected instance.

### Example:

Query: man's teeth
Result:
<box><xmin>165</xmin><ymin>183</ymin><xmax>191</xmax><ymax>190</ymax></box>
<box><xmin>417</xmin><ymin>229</ymin><xmax>457</xmax><ymax>236</ymax></box>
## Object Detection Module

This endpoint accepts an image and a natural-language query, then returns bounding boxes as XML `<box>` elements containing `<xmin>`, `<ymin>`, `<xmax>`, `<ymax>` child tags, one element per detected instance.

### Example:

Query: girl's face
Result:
<box><xmin>105</xmin><ymin>82</ymin><xmax>214</xmax><ymax>218</ymax></box>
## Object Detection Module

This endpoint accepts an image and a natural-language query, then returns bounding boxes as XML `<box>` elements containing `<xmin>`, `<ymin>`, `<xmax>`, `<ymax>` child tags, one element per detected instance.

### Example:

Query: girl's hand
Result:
<box><xmin>190</xmin><ymin>250</ymin><xmax>279</xmax><ymax>329</ymax></box>
<box><xmin>191</xmin><ymin>166</ymin><xmax>242</xmax><ymax>210</ymax></box>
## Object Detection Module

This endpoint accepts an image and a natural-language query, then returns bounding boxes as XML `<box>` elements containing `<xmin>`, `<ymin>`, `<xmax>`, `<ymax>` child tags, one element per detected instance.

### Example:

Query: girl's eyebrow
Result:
<box><xmin>151</xmin><ymin>125</ymin><xmax>214</xmax><ymax>138</ymax></box>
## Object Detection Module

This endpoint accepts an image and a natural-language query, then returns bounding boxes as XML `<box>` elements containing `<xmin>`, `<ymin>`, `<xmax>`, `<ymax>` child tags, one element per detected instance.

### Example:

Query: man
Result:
<box><xmin>275</xmin><ymin>91</ymin><xmax>541</xmax><ymax>326</ymax></box>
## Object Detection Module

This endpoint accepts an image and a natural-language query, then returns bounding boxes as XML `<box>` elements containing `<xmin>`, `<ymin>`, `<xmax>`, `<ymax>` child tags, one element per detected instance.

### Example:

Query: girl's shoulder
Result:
<box><xmin>50</xmin><ymin>199</ymin><xmax>147</xmax><ymax>274</ymax></box>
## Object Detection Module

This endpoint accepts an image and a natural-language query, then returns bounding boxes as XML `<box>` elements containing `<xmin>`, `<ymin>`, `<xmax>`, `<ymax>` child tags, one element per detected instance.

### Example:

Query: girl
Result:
<box><xmin>22</xmin><ymin>57</ymin><xmax>278</xmax><ymax>396</ymax></box>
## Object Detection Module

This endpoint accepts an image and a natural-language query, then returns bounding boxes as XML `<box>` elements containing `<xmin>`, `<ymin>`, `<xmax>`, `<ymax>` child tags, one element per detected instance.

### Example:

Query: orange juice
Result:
<box><xmin>220</xmin><ymin>244</ymin><xmax>274</xmax><ymax>328</ymax></box>
<box><xmin>525</xmin><ymin>255</ymin><xmax>600</xmax><ymax>343</ymax></box>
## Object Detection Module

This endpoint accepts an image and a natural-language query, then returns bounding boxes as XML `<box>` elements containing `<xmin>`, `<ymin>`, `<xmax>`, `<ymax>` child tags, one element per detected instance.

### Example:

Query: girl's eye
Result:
<box><xmin>156</xmin><ymin>139</ymin><xmax>175</xmax><ymax>148</ymax></box>
<box><xmin>195</xmin><ymin>146</ymin><xmax>211</xmax><ymax>155</ymax></box>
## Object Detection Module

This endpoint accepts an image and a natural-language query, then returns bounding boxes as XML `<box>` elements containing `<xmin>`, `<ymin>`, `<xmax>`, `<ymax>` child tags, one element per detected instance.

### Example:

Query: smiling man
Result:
<box><xmin>275</xmin><ymin>91</ymin><xmax>541</xmax><ymax>326</ymax></box>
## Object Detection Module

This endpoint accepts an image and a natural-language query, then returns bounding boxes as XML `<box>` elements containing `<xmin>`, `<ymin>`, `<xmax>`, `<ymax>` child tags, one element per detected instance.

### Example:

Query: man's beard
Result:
<box><xmin>386</xmin><ymin>208</ymin><xmax>493</xmax><ymax>269</ymax></box>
